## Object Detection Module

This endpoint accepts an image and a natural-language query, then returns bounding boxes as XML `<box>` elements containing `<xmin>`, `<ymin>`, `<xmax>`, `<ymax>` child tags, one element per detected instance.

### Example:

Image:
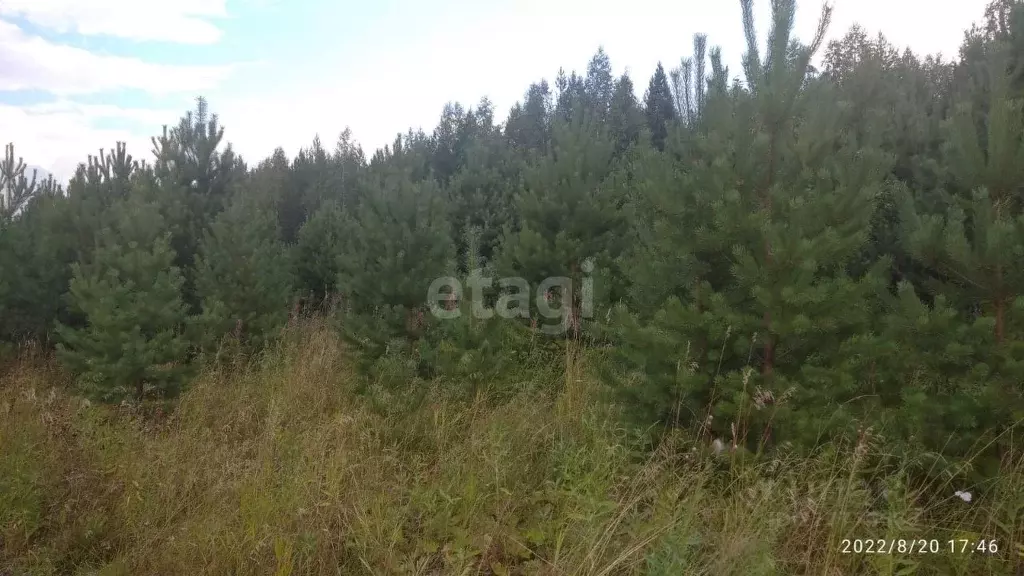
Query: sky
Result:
<box><xmin>0</xmin><ymin>0</ymin><xmax>992</xmax><ymax>183</ymax></box>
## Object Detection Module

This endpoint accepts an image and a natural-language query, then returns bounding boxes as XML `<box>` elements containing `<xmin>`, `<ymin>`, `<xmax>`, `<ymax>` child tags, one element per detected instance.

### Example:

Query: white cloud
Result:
<box><xmin>0</xmin><ymin>0</ymin><xmax>227</xmax><ymax>44</ymax></box>
<box><xmin>0</xmin><ymin>21</ymin><xmax>230</xmax><ymax>95</ymax></box>
<box><xmin>23</xmin><ymin>100</ymin><xmax>180</xmax><ymax>128</ymax></box>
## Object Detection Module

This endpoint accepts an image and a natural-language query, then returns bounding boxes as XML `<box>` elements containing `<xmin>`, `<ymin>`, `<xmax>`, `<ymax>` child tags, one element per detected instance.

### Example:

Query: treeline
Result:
<box><xmin>2</xmin><ymin>0</ymin><xmax>1024</xmax><ymax>475</ymax></box>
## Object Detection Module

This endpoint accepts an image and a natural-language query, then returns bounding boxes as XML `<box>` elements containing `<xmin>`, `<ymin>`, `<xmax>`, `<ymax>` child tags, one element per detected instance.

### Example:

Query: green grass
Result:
<box><xmin>1</xmin><ymin>322</ymin><xmax>1022</xmax><ymax>575</ymax></box>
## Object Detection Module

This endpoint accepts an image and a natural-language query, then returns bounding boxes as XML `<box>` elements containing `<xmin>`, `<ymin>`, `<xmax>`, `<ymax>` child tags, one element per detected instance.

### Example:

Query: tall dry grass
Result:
<box><xmin>1</xmin><ymin>321</ymin><xmax>1022</xmax><ymax>575</ymax></box>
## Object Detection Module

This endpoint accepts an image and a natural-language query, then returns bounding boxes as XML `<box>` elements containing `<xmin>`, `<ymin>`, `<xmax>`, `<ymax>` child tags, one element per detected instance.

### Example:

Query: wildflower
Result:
<box><xmin>954</xmin><ymin>490</ymin><xmax>972</xmax><ymax>503</ymax></box>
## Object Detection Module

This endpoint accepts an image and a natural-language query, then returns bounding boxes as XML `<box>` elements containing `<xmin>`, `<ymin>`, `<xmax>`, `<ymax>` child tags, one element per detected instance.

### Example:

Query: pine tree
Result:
<box><xmin>422</xmin><ymin>225</ymin><xmax>541</xmax><ymax>400</ymax></box>
<box><xmin>822</xmin><ymin>29</ymin><xmax>955</xmax><ymax>291</ymax></box>
<box><xmin>0</xmin><ymin>143</ymin><xmax>39</xmax><ymax>224</ymax></box>
<box><xmin>911</xmin><ymin>45</ymin><xmax>1024</xmax><ymax>344</ymax></box>
<box><xmin>0</xmin><ymin>143</ymin><xmax>74</xmax><ymax>344</ymax></box>
<box><xmin>669</xmin><ymin>34</ymin><xmax>709</xmax><ymax>125</ymax></box>
<box><xmin>496</xmin><ymin>113</ymin><xmax>627</xmax><ymax>334</ymax></box>
<box><xmin>258</xmin><ymin>146</ymin><xmax>304</xmax><ymax>244</ymax></box>
<box><xmin>296</xmin><ymin>200</ymin><xmax>346</xmax><ymax>304</ymax></box>
<box><xmin>150</xmin><ymin>97</ymin><xmax>244</xmax><ymax>311</ymax></box>
<box><xmin>609</xmin><ymin>0</ymin><xmax>893</xmax><ymax>448</ymax></box>
<box><xmin>195</xmin><ymin>192</ymin><xmax>296</xmax><ymax>353</ymax></box>
<box><xmin>335</xmin><ymin>160</ymin><xmax>453</xmax><ymax>362</ymax></box>
<box><xmin>446</xmin><ymin>109</ymin><xmax>520</xmax><ymax>267</ymax></box>
<box><xmin>332</xmin><ymin>128</ymin><xmax>368</xmax><ymax>204</ymax></box>
<box><xmin>0</xmin><ymin>191</ymin><xmax>77</xmax><ymax>343</ymax></box>
<box><xmin>56</xmin><ymin>189</ymin><xmax>191</xmax><ymax>402</ymax></box>
<box><xmin>895</xmin><ymin>44</ymin><xmax>1024</xmax><ymax>453</ymax></box>
<box><xmin>287</xmin><ymin>131</ymin><xmax>367</xmax><ymax>286</ymax></box>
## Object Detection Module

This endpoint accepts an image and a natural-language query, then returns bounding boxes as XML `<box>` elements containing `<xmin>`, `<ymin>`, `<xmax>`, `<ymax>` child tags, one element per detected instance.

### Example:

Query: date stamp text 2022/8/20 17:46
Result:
<box><xmin>839</xmin><ymin>538</ymin><xmax>1000</xmax><ymax>555</ymax></box>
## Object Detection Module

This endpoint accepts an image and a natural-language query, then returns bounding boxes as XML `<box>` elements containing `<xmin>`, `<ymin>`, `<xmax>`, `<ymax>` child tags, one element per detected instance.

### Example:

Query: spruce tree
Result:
<box><xmin>430</xmin><ymin>102</ymin><xmax>469</xmax><ymax>183</ymax></box>
<box><xmin>608</xmin><ymin>73</ymin><xmax>645</xmax><ymax>155</ymax></box>
<box><xmin>643</xmin><ymin>63</ymin><xmax>676</xmax><ymax>150</ymax></box>
<box><xmin>56</xmin><ymin>188</ymin><xmax>191</xmax><ymax>402</ymax></box>
<box><xmin>505</xmin><ymin>80</ymin><xmax>552</xmax><ymax>154</ymax></box>
<box><xmin>585</xmin><ymin>47</ymin><xmax>615</xmax><ymax>119</ymax></box>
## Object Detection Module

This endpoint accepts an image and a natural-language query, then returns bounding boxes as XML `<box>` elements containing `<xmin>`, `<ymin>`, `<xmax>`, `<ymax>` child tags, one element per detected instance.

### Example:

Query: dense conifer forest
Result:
<box><xmin>3</xmin><ymin>0</ymin><xmax>1024</xmax><ymax>573</ymax></box>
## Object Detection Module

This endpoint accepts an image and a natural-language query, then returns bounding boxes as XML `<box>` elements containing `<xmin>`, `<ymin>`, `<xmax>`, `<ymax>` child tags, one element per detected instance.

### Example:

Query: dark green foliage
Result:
<box><xmin>150</xmin><ymin>97</ymin><xmax>244</xmax><ymax>312</ymax></box>
<box><xmin>287</xmin><ymin>132</ymin><xmax>368</xmax><ymax>263</ymax></box>
<box><xmin>421</xmin><ymin>226</ymin><xmax>558</xmax><ymax>401</ymax></box>
<box><xmin>286</xmin><ymin>131</ymin><xmax>366</xmax><ymax>234</ymax></box>
<box><xmin>2</xmin><ymin>0</ymin><xmax>1023</xmax><ymax>472</ymax></box>
<box><xmin>643</xmin><ymin>63</ymin><xmax>676</xmax><ymax>150</ymax></box>
<box><xmin>585</xmin><ymin>47</ymin><xmax>615</xmax><ymax>119</ymax></box>
<box><xmin>63</xmin><ymin>143</ymin><xmax>140</xmax><ymax>269</ymax></box>
<box><xmin>56</xmin><ymin>190</ymin><xmax>191</xmax><ymax>402</ymax></box>
<box><xmin>496</xmin><ymin>114</ymin><xmax>628</xmax><ymax>333</ymax></box>
<box><xmin>0</xmin><ymin>143</ymin><xmax>75</xmax><ymax>343</ymax></box>
<box><xmin>259</xmin><ymin>147</ymin><xmax>304</xmax><ymax>244</ymax></box>
<box><xmin>608</xmin><ymin>73</ymin><xmax>645</xmax><ymax>155</ymax></box>
<box><xmin>195</xmin><ymin>192</ymin><xmax>296</xmax><ymax>353</ymax></box>
<box><xmin>893</xmin><ymin>43</ymin><xmax>1024</xmax><ymax>456</ymax></box>
<box><xmin>505</xmin><ymin>80</ymin><xmax>552</xmax><ymax>154</ymax></box>
<box><xmin>334</xmin><ymin>161</ymin><xmax>453</xmax><ymax>363</ymax></box>
<box><xmin>430</xmin><ymin>102</ymin><xmax>470</xmax><ymax>183</ymax></box>
<box><xmin>609</xmin><ymin>0</ymin><xmax>895</xmax><ymax>449</ymax></box>
<box><xmin>0</xmin><ymin>193</ymin><xmax>77</xmax><ymax>343</ymax></box>
<box><xmin>296</xmin><ymin>200</ymin><xmax>346</xmax><ymax>303</ymax></box>
<box><xmin>555</xmin><ymin>68</ymin><xmax>586</xmax><ymax>124</ymax></box>
<box><xmin>446</xmin><ymin>110</ymin><xmax>520</xmax><ymax>267</ymax></box>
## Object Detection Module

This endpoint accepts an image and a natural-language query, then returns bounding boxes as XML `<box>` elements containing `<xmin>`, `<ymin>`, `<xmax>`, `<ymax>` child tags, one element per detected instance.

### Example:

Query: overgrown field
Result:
<box><xmin>2</xmin><ymin>324</ymin><xmax>1022</xmax><ymax>575</ymax></box>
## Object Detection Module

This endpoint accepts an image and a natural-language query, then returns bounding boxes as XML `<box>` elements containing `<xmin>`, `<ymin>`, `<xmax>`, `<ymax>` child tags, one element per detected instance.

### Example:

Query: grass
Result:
<box><xmin>1</xmin><ymin>322</ymin><xmax>1022</xmax><ymax>575</ymax></box>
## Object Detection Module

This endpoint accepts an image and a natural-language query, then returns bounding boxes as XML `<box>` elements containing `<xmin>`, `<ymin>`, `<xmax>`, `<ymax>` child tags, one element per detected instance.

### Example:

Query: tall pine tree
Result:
<box><xmin>56</xmin><ymin>186</ymin><xmax>191</xmax><ymax>402</ymax></box>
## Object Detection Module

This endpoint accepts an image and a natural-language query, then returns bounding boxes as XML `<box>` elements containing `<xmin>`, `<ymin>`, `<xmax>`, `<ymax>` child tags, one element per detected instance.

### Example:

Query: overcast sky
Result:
<box><xmin>0</xmin><ymin>0</ymin><xmax>991</xmax><ymax>182</ymax></box>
